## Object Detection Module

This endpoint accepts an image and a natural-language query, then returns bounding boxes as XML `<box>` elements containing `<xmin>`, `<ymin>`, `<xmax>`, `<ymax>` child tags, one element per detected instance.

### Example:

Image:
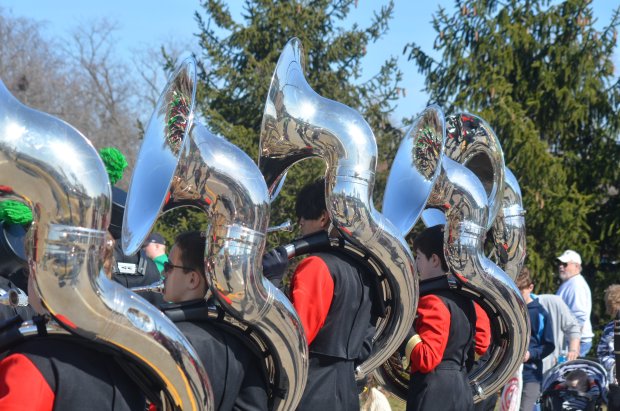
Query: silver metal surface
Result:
<box><xmin>445</xmin><ymin>113</ymin><xmax>505</xmax><ymax>230</ymax></box>
<box><xmin>382</xmin><ymin>105</ymin><xmax>445</xmax><ymax>236</ymax></box>
<box><xmin>259</xmin><ymin>37</ymin><xmax>418</xmax><ymax>378</ymax></box>
<box><xmin>434</xmin><ymin>157</ymin><xmax>529</xmax><ymax>401</ymax></box>
<box><xmin>122</xmin><ymin>56</ymin><xmax>308</xmax><ymax>411</ymax></box>
<box><xmin>490</xmin><ymin>167</ymin><xmax>527</xmax><ymax>280</ymax></box>
<box><xmin>267</xmin><ymin>219</ymin><xmax>294</xmax><ymax>233</ymax></box>
<box><xmin>379</xmin><ymin>106</ymin><xmax>529</xmax><ymax>402</ymax></box>
<box><xmin>131</xmin><ymin>280</ymin><xmax>164</xmax><ymax>294</ymax></box>
<box><xmin>0</xmin><ymin>79</ymin><xmax>212</xmax><ymax>411</ymax></box>
<box><xmin>0</xmin><ymin>288</ymin><xmax>27</xmax><ymax>307</ymax></box>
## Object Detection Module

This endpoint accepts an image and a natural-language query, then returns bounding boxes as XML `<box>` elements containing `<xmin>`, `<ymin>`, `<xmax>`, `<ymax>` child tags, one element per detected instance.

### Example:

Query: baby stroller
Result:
<box><xmin>540</xmin><ymin>359</ymin><xmax>608</xmax><ymax>411</ymax></box>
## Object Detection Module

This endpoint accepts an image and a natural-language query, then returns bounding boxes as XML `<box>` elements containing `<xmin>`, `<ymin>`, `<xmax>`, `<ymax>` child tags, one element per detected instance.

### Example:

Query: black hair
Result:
<box><xmin>412</xmin><ymin>225</ymin><xmax>448</xmax><ymax>272</ymax></box>
<box><xmin>174</xmin><ymin>231</ymin><xmax>206</xmax><ymax>276</ymax></box>
<box><xmin>295</xmin><ymin>178</ymin><xmax>326</xmax><ymax>220</ymax></box>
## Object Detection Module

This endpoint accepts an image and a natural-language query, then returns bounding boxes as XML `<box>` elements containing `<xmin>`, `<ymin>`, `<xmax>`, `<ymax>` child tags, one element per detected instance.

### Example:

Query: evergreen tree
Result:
<box><xmin>405</xmin><ymin>0</ymin><xmax>620</xmax><ymax>323</ymax></box>
<box><xmin>191</xmin><ymin>0</ymin><xmax>403</xmax><ymax>247</ymax></box>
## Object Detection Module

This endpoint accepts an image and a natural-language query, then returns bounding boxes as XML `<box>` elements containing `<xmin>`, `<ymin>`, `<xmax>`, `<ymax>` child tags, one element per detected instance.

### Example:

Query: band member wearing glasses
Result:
<box><xmin>160</xmin><ymin>231</ymin><xmax>268</xmax><ymax>411</ymax></box>
<box><xmin>555</xmin><ymin>249</ymin><xmax>593</xmax><ymax>356</ymax></box>
<box><xmin>263</xmin><ymin>178</ymin><xmax>380</xmax><ymax>411</ymax></box>
<box><xmin>405</xmin><ymin>225</ymin><xmax>491</xmax><ymax>411</ymax></box>
<box><xmin>0</xmin><ymin>234</ymin><xmax>146</xmax><ymax>410</ymax></box>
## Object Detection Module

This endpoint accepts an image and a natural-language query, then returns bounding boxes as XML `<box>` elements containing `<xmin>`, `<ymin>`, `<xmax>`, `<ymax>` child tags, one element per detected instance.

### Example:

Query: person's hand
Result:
<box><xmin>262</xmin><ymin>246</ymin><xmax>289</xmax><ymax>287</ymax></box>
<box><xmin>523</xmin><ymin>350</ymin><xmax>530</xmax><ymax>362</ymax></box>
<box><xmin>567</xmin><ymin>350</ymin><xmax>579</xmax><ymax>361</ymax></box>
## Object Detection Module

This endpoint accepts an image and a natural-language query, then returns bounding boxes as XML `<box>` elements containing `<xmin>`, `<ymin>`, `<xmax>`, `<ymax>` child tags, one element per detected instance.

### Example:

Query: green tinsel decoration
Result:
<box><xmin>0</xmin><ymin>200</ymin><xmax>33</xmax><ymax>225</ymax></box>
<box><xmin>99</xmin><ymin>147</ymin><xmax>128</xmax><ymax>185</ymax></box>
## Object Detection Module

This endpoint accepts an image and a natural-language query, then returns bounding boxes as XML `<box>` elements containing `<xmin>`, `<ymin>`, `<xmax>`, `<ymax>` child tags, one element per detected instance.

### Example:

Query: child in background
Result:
<box><xmin>516</xmin><ymin>267</ymin><xmax>555</xmax><ymax>411</ymax></box>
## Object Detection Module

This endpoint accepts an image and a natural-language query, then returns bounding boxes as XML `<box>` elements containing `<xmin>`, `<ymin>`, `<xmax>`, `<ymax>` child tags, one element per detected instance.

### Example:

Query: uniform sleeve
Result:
<box><xmin>410</xmin><ymin>295</ymin><xmax>451</xmax><ymax>373</ymax></box>
<box><xmin>0</xmin><ymin>353</ymin><xmax>54</xmax><ymax>411</ymax></box>
<box><xmin>290</xmin><ymin>256</ymin><xmax>334</xmax><ymax>345</ymax></box>
<box><xmin>474</xmin><ymin>302</ymin><xmax>491</xmax><ymax>355</ymax></box>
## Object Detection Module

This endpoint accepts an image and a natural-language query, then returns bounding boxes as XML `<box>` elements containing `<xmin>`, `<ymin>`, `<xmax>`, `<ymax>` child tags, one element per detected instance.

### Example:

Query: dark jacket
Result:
<box><xmin>161</xmin><ymin>299</ymin><xmax>268</xmax><ymax>411</ymax></box>
<box><xmin>407</xmin><ymin>277</ymin><xmax>478</xmax><ymax>411</ymax></box>
<box><xmin>523</xmin><ymin>298</ymin><xmax>555</xmax><ymax>383</ymax></box>
<box><xmin>293</xmin><ymin>250</ymin><xmax>379</xmax><ymax>411</ymax></box>
<box><xmin>0</xmin><ymin>336</ymin><xmax>145</xmax><ymax>410</ymax></box>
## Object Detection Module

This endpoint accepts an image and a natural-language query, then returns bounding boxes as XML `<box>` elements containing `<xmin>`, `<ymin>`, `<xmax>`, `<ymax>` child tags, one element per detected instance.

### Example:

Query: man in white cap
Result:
<box><xmin>555</xmin><ymin>249</ymin><xmax>593</xmax><ymax>356</ymax></box>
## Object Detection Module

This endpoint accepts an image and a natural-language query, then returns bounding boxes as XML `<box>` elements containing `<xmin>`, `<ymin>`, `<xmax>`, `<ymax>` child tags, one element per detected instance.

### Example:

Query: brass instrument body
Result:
<box><xmin>0</xmin><ymin>288</ymin><xmax>27</xmax><ymax>307</ymax></box>
<box><xmin>122</xmin><ymin>56</ymin><xmax>308</xmax><ymax>411</ymax></box>
<box><xmin>491</xmin><ymin>167</ymin><xmax>527</xmax><ymax>280</ymax></box>
<box><xmin>0</xmin><ymin>79</ymin><xmax>212</xmax><ymax>410</ymax></box>
<box><xmin>382</xmin><ymin>106</ymin><xmax>529</xmax><ymax>402</ymax></box>
<box><xmin>259</xmin><ymin>37</ymin><xmax>418</xmax><ymax>378</ymax></box>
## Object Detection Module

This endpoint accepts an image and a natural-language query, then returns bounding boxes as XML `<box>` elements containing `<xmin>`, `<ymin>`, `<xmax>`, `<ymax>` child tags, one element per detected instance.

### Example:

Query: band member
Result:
<box><xmin>405</xmin><ymin>225</ymin><xmax>491</xmax><ymax>411</ymax></box>
<box><xmin>0</xmin><ymin>234</ymin><xmax>146</xmax><ymax>410</ymax></box>
<box><xmin>264</xmin><ymin>178</ymin><xmax>379</xmax><ymax>411</ymax></box>
<box><xmin>160</xmin><ymin>231</ymin><xmax>269</xmax><ymax>411</ymax></box>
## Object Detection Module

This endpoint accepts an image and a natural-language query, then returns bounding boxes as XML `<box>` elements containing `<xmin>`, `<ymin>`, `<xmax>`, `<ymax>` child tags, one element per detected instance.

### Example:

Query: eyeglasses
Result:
<box><xmin>163</xmin><ymin>261</ymin><xmax>194</xmax><ymax>274</ymax></box>
<box><xmin>558</xmin><ymin>262</ymin><xmax>569</xmax><ymax>267</ymax></box>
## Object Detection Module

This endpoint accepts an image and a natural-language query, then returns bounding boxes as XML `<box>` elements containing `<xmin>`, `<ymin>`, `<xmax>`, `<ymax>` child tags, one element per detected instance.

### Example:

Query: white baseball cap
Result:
<box><xmin>557</xmin><ymin>249</ymin><xmax>582</xmax><ymax>265</ymax></box>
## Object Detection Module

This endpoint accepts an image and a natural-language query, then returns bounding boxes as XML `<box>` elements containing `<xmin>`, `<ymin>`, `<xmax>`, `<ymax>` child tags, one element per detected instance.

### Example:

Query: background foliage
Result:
<box><xmin>1</xmin><ymin>0</ymin><xmax>619</xmax><ymax>337</ymax></box>
<box><xmin>405</xmin><ymin>0</ymin><xmax>620</xmax><ymax>327</ymax></box>
<box><xmin>189</xmin><ymin>0</ymin><xmax>403</xmax><ymax>248</ymax></box>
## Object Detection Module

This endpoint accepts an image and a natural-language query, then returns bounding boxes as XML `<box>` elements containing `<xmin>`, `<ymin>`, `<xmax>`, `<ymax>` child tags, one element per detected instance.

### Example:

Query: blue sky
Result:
<box><xmin>2</xmin><ymin>0</ymin><xmax>618</xmax><ymax>125</ymax></box>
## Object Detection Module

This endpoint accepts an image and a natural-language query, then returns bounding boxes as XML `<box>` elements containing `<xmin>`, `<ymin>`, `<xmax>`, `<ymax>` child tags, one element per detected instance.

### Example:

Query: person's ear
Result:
<box><xmin>430</xmin><ymin>253</ymin><xmax>441</xmax><ymax>268</ymax></box>
<box><xmin>319</xmin><ymin>210</ymin><xmax>330</xmax><ymax>228</ymax></box>
<box><xmin>187</xmin><ymin>270</ymin><xmax>202</xmax><ymax>290</ymax></box>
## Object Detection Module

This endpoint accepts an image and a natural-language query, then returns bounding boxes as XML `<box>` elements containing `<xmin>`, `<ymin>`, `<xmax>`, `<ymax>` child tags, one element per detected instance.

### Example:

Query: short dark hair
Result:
<box><xmin>295</xmin><ymin>178</ymin><xmax>326</xmax><ymax>220</ymax></box>
<box><xmin>174</xmin><ymin>231</ymin><xmax>206</xmax><ymax>276</ymax></box>
<box><xmin>516</xmin><ymin>267</ymin><xmax>533</xmax><ymax>290</ymax></box>
<box><xmin>412</xmin><ymin>225</ymin><xmax>448</xmax><ymax>272</ymax></box>
<box><xmin>565</xmin><ymin>369</ymin><xmax>589</xmax><ymax>392</ymax></box>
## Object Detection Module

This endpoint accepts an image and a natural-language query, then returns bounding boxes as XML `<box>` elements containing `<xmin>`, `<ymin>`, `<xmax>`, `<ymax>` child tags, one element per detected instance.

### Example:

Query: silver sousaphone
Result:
<box><xmin>259</xmin><ymin>37</ymin><xmax>418</xmax><ymax>379</ymax></box>
<box><xmin>122</xmin><ymin>56</ymin><xmax>308</xmax><ymax>411</ymax></box>
<box><xmin>491</xmin><ymin>167</ymin><xmax>526</xmax><ymax>280</ymax></box>
<box><xmin>381</xmin><ymin>106</ymin><xmax>529</xmax><ymax>403</ymax></box>
<box><xmin>0</xmin><ymin>79</ymin><xmax>213</xmax><ymax>411</ymax></box>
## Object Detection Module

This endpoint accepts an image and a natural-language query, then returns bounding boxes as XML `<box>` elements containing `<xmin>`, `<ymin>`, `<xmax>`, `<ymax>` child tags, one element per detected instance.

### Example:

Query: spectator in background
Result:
<box><xmin>597</xmin><ymin>284</ymin><xmax>619</xmax><ymax>384</ymax></box>
<box><xmin>534</xmin><ymin>294</ymin><xmax>581</xmax><ymax>374</ymax></box>
<box><xmin>517</xmin><ymin>267</ymin><xmax>555</xmax><ymax>411</ymax></box>
<box><xmin>142</xmin><ymin>232</ymin><xmax>169</xmax><ymax>275</ymax></box>
<box><xmin>555</xmin><ymin>250</ymin><xmax>593</xmax><ymax>357</ymax></box>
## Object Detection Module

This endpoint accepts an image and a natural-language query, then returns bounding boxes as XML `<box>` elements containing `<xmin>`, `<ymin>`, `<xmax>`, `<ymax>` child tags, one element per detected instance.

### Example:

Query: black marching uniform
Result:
<box><xmin>294</xmin><ymin>250</ymin><xmax>379</xmax><ymax>411</ymax></box>
<box><xmin>0</xmin><ymin>324</ymin><xmax>145</xmax><ymax>410</ymax></box>
<box><xmin>161</xmin><ymin>299</ymin><xmax>269</xmax><ymax>411</ymax></box>
<box><xmin>407</xmin><ymin>277</ymin><xmax>477</xmax><ymax>411</ymax></box>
